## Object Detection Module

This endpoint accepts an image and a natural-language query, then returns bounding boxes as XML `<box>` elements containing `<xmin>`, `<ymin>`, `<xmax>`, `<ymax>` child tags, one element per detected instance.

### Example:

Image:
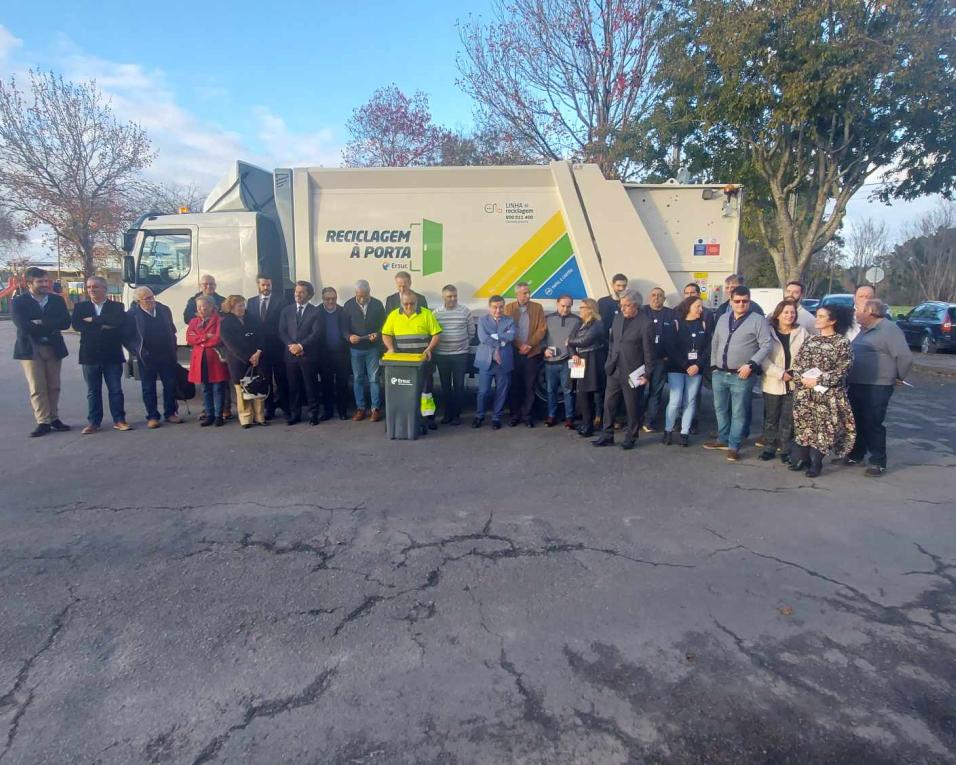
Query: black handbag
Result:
<box><xmin>174</xmin><ymin>364</ymin><xmax>196</xmax><ymax>401</ymax></box>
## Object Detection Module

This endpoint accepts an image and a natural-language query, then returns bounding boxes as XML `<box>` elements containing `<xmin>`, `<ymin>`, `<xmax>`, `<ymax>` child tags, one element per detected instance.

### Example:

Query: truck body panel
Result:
<box><xmin>124</xmin><ymin>161</ymin><xmax>742</xmax><ymax>336</ymax></box>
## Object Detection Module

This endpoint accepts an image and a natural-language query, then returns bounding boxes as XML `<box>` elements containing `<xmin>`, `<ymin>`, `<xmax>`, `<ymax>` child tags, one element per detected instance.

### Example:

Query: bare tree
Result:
<box><xmin>885</xmin><ymin>201</ymin><xmax>956</xmax><ymax>303</ymax></box>
<box><xmin>135</xmin><ymin>180</ymin><xmax>206</xmax><ymax>214</ymax></box>
<box><xmin>0</xmin><ymin>208</ymin><xmax>27</xmax><ymax>250</ymax></box>
<box><xmin>457</xmin><ymin>0</ymin><xmax>664</xmax><ymax>179</ymax></box>
<box><xmin>844</xmin><ymin>218</ymin><xmax>888</xmax><ymax>288</ymax></box>
<box><xmin>0</xmin><ymin>70</ymin><xmax>155</xmax><ymax>280</ymax></box>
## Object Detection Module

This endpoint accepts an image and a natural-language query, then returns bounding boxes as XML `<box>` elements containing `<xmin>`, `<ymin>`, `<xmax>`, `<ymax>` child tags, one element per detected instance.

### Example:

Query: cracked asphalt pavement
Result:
<box><xmin>1</xmin><ymin>323</ymin><xmax>954</xmax><ymax>764</ymax></box>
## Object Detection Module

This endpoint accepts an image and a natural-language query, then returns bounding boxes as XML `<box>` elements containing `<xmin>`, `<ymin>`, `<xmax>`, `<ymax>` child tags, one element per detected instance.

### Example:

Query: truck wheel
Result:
<box><xmin>920</xmin><ymin>334</ymin><xmax>937</xmax><ymax>354</ymax></box>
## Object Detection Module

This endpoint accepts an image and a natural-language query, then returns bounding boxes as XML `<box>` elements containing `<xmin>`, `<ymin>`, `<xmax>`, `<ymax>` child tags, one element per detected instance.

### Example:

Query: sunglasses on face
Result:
<box><xmin>732</xmin><ymin>299</ymin><xmax>750</xmax><ymax>304</ymax></box>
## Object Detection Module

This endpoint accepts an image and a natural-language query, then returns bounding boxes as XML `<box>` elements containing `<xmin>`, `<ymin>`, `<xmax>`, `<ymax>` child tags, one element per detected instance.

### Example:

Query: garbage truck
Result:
<box><xmin>121</xmin><ymin>160</ymin><xmax>742</xmax><ymax>349</ymax></box>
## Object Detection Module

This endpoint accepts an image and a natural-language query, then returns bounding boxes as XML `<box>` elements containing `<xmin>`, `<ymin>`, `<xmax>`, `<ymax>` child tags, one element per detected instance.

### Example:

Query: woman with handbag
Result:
<box><xmin>186</xmin><ymin>295</ymin><xmax>230</xmax><ymax>427</ymax></box>
<box><xmin>759</xmin><ymin>299</ymin><xmax>807</xmax><ymax>463</ymax></box>
<box><xmin>220</xmin><ymin>295</ymin><xmax>267</xmax><ymax>429</ymax></box>
<box><xmin>567</xmin><ymin>298</ymin><xmax>607</xmax><ymax>438</ymax></box>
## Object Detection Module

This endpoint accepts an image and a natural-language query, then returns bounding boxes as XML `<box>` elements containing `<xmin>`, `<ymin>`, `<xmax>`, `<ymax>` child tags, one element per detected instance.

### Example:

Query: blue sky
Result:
<box><xmin>0</xmin><ymin>0</ymin><xmax>941</xmax><ymax>249</ymax></box>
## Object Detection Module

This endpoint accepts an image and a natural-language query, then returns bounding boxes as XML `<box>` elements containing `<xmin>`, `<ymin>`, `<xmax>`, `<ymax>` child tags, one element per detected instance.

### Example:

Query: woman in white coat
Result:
<box><xmin>759</xmin><ymin>299</ymin><xmax>807</xmax><ymax>463</ymax></box>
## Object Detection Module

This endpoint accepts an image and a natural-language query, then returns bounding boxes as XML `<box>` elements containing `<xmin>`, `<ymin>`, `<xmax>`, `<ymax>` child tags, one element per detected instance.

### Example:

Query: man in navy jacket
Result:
<box><xmin>71</xmin><ymin>276</ymin><xmax>130</xmax><ymax>433</ymax></box>
<box><xmin>11</xmin><ymin>267</ymin><xmax>72</xmax><ymax>437</ymax></box>
<box><xmin>279</xmin><ymin>280</ymin><xmax>324</xmax><ymax>425</ymax></box>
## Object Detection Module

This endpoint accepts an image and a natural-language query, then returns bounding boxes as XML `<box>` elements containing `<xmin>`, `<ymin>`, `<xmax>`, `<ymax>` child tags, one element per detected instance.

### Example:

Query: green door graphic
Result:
<box><xmin>422</xmin><ymin>219</ymin><xmax>443</xmax><ymax>277</ymax></box>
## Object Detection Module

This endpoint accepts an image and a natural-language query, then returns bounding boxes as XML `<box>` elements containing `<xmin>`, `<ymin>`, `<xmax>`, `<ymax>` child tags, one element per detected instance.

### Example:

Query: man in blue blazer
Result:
<box><xmin>11</xmin><ymin>266</ymin><xmax>72</xmax><ymax>437</ymax></box>
<box><xmin>472</xmin><ymin>295</ymin><xmax>516</xmax><ymax>430</ymax></box>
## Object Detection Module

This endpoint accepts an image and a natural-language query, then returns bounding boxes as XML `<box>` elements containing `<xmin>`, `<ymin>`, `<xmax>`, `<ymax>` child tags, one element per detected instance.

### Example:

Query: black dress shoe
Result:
<box><xmin>286</xmin><ymin>417</ymin><xmax>301</xmax><ymax>426</ymax></box>
<box><xmin>509</xmin><ymin>416</ymin><xmax>521</xmax><ymax>427</ymax></box>
<box><xmin>780</xmin><ymin>453</ymin><xmax>791</xmax><ymax>464</ymax></box>
<box><xmin>242</xmin><ymin>424</ymin><xmax>252</xmax><ymax>430</ymax></box>
<box><xmin>620</xmin><ymin>439</ymin><xmax>636</xmax><ymax>450</ymax></box>
<box><xmin>759</xmin><ymin>450</ymin><xmax>775</xmax><ymax>461</ymax></box>
<box><xmin>592</xmin><ymin>435</ymin><xmax>614</xmax><ymax>447</ymax></box>
<box><xmin>30</xmin><ymin>423</ymin><xmax>52</xmax><ymax>438</ymax></box>
<box><xmin>200</xmin><ymin>417</ymin><xmax>215</xmax><ymax>428</ymax></box>
<box><xmin>526</xmin><ymin>420</ymin><xmax>534</xmax><ymax>428</ymax></box>
<box><xmin>789</xmin><ymin>460</ymin><xmax>809</xmax><ymax>471</ymax></box>
<box><xmin>310</xmin><ymin>417</ymin><xmax>320</xmax><ymax>426</ymax></box>
<box><xmin>320</xmin><ymin>412</ymin><xmax>334</xmax><ymax>422</ymax></box>
<box><xmin>427</xmin><ymin>417</ymin><xmax>438</xmax><ymax>430</ymax></box>
<box><xmin>450</xmin><ymin>416</ymin><xmax>462</xmax><ymax>426</ymax></box>
<box><xmin>662</xmin><ymin>432</ymin><xmax>672</xmax><ymax>446</ymax></box>
<box><xmin>339</xmin><ymin>413</ymin><xmax>349</xmax><ymax>420</ymax></box>
<box><xmin>577</xmin><ymin>426</ymin><xmax>594</xmax><ymax>437</ymax></box>
<box><xmin>680</xmin><ymin>434</ymin><xmax>689</xmax><ymax>447</ymax></box>
<box><xmin>214</xmin><ymin>417</ymin><xmax>225</xmax><ymax>427</ymax></box>
<box><xmin>472</xmin><ymin>417</ymin><xmax>483</xmax><ymax>429</ymax></box>
<box><xmin>492</xmin><ymin>419</ymin><xmax>502</xmax><ymax>430</ymax></box>
<box><xmin>440</xmin><ymin>415</ymin><xmax>452</xmax><ymax>424</ymax></box>
<box><xmin>265</xmin><ymin>411</ymin><xmax>275</xmax><ymax>421</ymax></box>
<box><xmin>50</xmin><ymin>419</ymin><xmax>71</xmax><ymax>432</ymax></box>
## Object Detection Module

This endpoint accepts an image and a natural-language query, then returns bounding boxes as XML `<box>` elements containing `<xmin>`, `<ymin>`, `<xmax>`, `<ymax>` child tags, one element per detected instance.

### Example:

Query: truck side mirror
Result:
<box><xmin>123</xmin><ymin>255</ymin><xmax>136</xmax><ymax>284</ymax></box>
<box><xmin>122</xmin><ymin>229</ymin><xmax>137</xmax><ymax>253</ymax></box>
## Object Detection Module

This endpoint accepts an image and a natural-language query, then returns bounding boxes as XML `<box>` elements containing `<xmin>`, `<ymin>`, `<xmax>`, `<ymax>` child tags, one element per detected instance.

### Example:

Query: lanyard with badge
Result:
<box><xmin>687</xmin><ymin>319</ymin><xmax>707</xmax><ymax>362</ymax></box>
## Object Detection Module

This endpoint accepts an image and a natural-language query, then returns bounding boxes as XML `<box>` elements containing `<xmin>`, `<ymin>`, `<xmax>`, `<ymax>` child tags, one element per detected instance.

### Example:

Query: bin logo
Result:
<box><xmin>327</xmin><ymin>219</ymin><xmax>443</xmax><ymax>277</ymax></box>
<box><xmin>390</xmin><ymin>376</ymin><xmax>413</xmax><ymax>386</ymax></box>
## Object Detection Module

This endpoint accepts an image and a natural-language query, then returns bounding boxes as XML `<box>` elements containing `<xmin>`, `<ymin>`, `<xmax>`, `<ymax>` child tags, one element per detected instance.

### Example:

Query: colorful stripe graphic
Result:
<box><xmin>475</xmin><ymin>212</ymin><xmax>567</xmax><ymax>297</ymax></box>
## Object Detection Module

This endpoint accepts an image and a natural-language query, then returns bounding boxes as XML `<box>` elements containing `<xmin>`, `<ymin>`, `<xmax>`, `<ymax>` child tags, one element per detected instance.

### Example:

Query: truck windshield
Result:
<box><xmin>137</xmin><ymin>230</ymin><xmax>192</xmax><ymax>293</ymax></box>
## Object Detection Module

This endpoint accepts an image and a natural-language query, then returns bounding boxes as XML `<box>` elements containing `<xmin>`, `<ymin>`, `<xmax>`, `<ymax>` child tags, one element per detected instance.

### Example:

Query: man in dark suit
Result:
<box><xmin>72</xmin><ymin>276</ymin><xmax>131</xmax><ymax>434</ymax></box>
<box><xmin>246</xmin><ymin>273</ymin><xmax>289</xmax><ymax>419</ymax></box>
<box><xmin>593</xmin><ymin>290</ymin><xmax>656</xmax><ymax>450</ymax></box>
<box><xmin>640</xmin><ymin>286</ymin><xmax>675</xmax><ymax>433</ymax></box>
<box><xmin>384</xmin><ymin>270</ymin><xmax>428</xmax><ymax>314</ymax></box>
<box><xmin>11</xmin><ymin>266</ymin><xmax>72</xmax><ymax>437</ymax></box>
<box><xmin>278</xmin><ymin>280</ymin><xmax>324</xmax><ymax>425</ymax></box>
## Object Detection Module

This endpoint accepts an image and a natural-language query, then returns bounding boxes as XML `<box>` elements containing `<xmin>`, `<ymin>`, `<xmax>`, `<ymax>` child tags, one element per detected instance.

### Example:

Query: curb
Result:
<box><xmin>912</xmin><ymin>361</ymin><xmax>956</xmax><ymax>379</ymax></box>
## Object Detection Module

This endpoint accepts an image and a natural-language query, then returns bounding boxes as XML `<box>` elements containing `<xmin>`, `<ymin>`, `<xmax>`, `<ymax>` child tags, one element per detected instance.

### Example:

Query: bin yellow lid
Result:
<box><xmin>382</xmin><ymin>352</ymin><xmax>425</xmax><ymax>362</ymax></box>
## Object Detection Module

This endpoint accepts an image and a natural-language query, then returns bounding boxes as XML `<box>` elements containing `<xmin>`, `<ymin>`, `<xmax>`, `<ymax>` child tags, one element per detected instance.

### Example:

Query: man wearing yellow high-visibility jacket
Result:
<box><xmin>382</xmin><ymin>293</ymin><xmax>443</xmax><ymax>430</ymax></box>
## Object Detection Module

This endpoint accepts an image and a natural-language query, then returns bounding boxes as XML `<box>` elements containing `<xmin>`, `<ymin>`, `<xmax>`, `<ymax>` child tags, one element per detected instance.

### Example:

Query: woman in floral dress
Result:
<box><xmin>790</xmin><ymin>304</ymin><xmax>857</xmax><ymax>478</ymax></box>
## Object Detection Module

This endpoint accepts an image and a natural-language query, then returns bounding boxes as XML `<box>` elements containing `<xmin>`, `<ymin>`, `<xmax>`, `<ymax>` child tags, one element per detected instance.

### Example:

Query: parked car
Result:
<box><xmin>801</xmin><ymin>298</ymin><xmax>820</xmax><ymax>314</ymax></box>
<box><xmin>896</xmin><ymin>302</ymin><xmax>956</xmax><ymax>354</ymax></box>
<box><xmin>820</xmin><ymin>293</ymin><xmax>854</xmax><ymax>311</ymax></box>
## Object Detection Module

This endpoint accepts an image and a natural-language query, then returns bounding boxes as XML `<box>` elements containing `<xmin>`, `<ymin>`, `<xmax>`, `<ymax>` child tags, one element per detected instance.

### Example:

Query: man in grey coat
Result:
<box><xmin>705</xmin><ymin>286</ymin><xmax>772</xmax><ymax>460</ymax></box>
<box><xmin>845</xmin><ymin>299</ymin><xmax>914</xmax><ymax>476</ymax></box>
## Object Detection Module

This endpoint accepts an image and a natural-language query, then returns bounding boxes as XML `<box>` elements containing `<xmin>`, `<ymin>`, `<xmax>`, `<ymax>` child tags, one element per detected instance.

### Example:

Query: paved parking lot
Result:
<box><xmin>1</xmin><ymin>322</ymin><xmax>954</xmax><ymax>764</ymax></box>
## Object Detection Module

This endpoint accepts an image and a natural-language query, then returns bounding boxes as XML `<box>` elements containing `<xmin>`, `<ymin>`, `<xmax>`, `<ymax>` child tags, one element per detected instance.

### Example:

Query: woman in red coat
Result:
<box><xmin>186</xmin><ymin>296</ymin><xmax>230</xmax><ymax>427</ymax></box>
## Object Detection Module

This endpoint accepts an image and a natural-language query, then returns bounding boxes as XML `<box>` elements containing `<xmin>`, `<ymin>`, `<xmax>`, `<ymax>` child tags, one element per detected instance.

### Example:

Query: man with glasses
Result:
<box><xmin>183</xmin><ymin>274</ymin><xmax>225</xmax><ymax>323</ymax></box>
<box><xmin>381</xmin><ymin>292</ymin><xmax>443</xmax><ymax>432</ymax></box>
<box><xmin>72</xmin><ymin>276</ymin><xmax>131</xmax><ymax>434</ymax></box>
<box><xmin>705</xmin><ymin>285</ymin><xmax>772</xmax><ymax>461</ymax></box>
<box><xmin>127</xmin><ymin>286</ymin><xmax>183</xmax><ymax>428</ymax></box>
<box><xmin>715</xmin><ymin>274</ymin><xmax>764</xmax><ymax>320</ymax></box>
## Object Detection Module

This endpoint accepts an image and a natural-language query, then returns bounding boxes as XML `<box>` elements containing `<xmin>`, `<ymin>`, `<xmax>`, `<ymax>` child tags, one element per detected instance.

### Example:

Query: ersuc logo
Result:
<box><xmin>390</xmin><ymin>376</ymin><xmax>413</xmax><ymax>386</ymax></box>
<box><xmin>484</xmin><ymin>203</ymin><xmax>504</xmax><ymax>214</ymax></box>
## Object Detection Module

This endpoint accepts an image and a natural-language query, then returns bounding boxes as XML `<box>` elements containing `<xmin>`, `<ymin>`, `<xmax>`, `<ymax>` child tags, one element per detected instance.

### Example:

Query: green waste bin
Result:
<box><xmin>381</xmin><ymin>353</ymin><xmax>427</xmax><ymax>440</ymax></box>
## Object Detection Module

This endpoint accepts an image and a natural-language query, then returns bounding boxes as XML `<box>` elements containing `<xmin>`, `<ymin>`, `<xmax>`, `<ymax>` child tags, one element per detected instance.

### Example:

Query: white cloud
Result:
<box><xmin>0</xmin><ymin>25</ymin><xmax>23</xmax><ymax>66</ymax></box>
<box><xmin>254</xmin><ymin>106</ymin><xmax>342</xmax><ymax>168</ymax></box>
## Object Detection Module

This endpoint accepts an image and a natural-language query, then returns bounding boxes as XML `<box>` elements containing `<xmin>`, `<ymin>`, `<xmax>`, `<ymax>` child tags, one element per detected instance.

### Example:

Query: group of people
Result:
<box><xmin>12</xmin><ymin>266</ymin><xmax>913</xmax><ymax>477</ymax></box>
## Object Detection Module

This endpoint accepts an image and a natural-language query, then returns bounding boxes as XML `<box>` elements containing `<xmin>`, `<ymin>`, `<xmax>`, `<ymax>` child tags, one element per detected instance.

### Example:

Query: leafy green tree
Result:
<box><xmin>652</xmin><ymin>0</ymin><xmax>956</xmax><ymax>285</ymax></box>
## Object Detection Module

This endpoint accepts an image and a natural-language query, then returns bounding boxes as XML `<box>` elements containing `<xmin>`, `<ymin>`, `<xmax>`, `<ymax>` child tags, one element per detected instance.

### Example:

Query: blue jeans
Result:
<box><xmin>712</xmin><ymin>370</ymin><xmax>755</xmax><ymax>450</ymax></box>
<box><xmin>350</xmin><ymin>347</ymin><xmax>382</xmax><ymax>410</ymax></box>
<box><xmin>477</xmin><ymin>363</ymin><xmax>511</xmax><ymax>419</ymax></box>
<box><xmin>82</xmin><ymin>362</ymin><xmax>125</xmax><ymax>426</ymax></box>
<box><xmin>139</xmin><ymin>359</ymin><xmax>179</xmax><ymax>420</ymax></box>
<box><xmin>202</xmin><ymin>381</ymin><xmax>227</xmax><ymax>419</ymax></box>
<box><xmin>665</xmin><ymin>372</ymin><xmax>702</xmax><ymax>434</ymax></box>
<box><xmin>544</xmin><ymin>361</ymin><xmax>574</xmax><ymax>419</ymax></box>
